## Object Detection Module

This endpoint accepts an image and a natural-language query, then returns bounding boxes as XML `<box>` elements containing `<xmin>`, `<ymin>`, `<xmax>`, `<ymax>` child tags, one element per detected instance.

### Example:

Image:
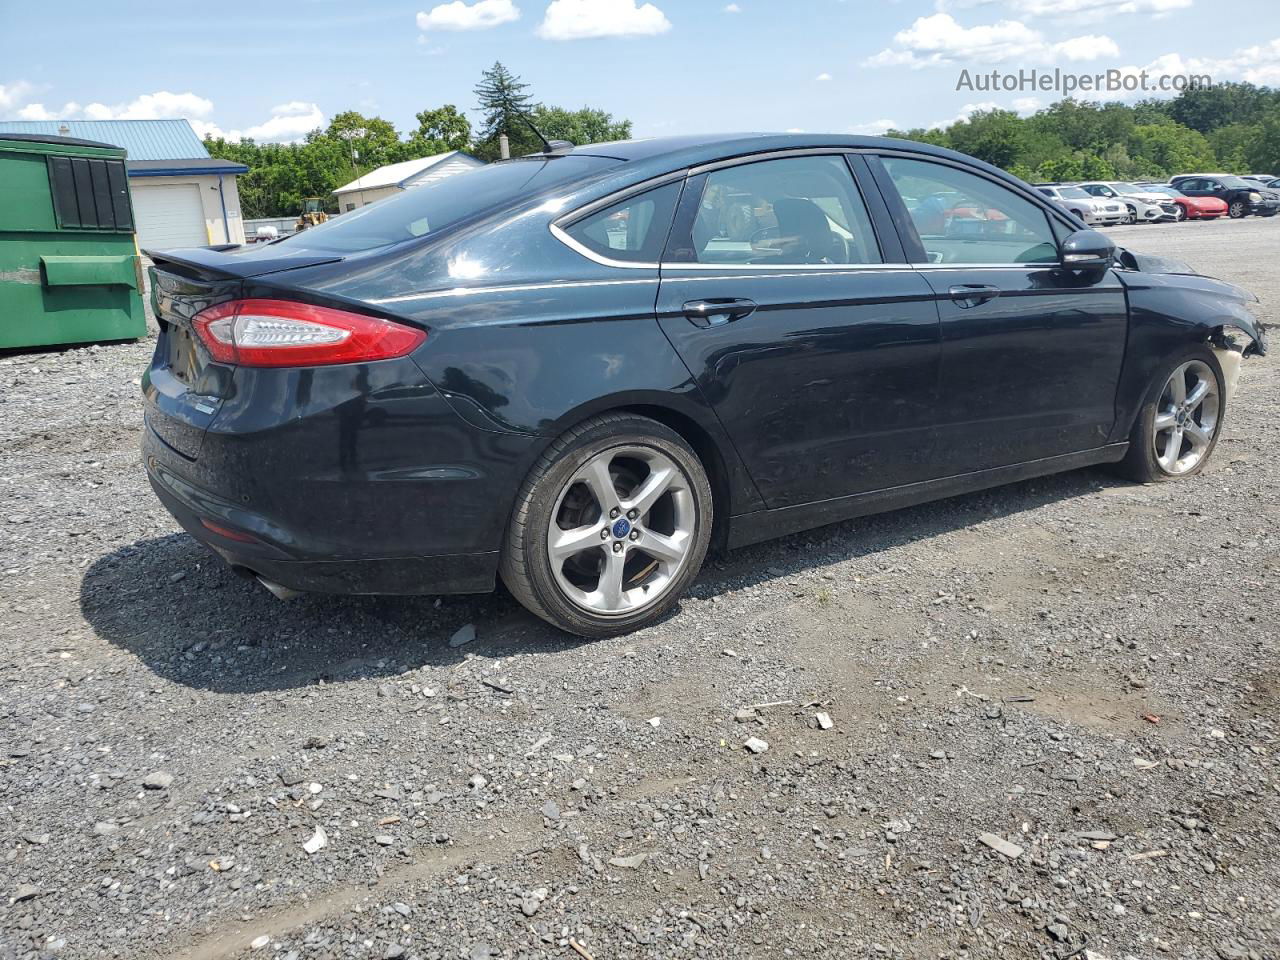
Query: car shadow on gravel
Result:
<box><xmin>81</xmin><ymin>466</ymin><xmax>1123</xmax><ymax>693</ymax></box>
<box><xmin>79</xmin><ymin>532</ymin><xmax>581</xmax><ymax>694</ymax></box>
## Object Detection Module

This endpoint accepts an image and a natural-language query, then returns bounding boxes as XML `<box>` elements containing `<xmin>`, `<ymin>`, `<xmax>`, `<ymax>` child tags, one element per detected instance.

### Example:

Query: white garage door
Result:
<box><xmin>131</xmin><ymin>183</ymin><xmax>208</xmax><ymax>250</ymax></box>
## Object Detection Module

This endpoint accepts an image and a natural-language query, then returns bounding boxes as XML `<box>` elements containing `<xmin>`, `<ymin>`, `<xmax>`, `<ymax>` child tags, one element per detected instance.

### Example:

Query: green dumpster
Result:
<box><xmin>0</xmin><ymin>133</ymin><xmax>147</xmax><ymax>349</ymax></box>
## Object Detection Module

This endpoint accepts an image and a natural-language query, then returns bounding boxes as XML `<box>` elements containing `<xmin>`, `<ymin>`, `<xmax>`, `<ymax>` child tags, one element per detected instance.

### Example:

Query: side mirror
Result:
<box><xmin>1060</xmin><ymin>229</ymin><xmax>1116</xmax><ymax>272</ymax></box>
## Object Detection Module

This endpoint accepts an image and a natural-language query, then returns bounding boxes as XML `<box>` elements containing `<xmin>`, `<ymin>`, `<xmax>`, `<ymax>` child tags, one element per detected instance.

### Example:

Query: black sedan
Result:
<box><xmin>142</xmin><ymin>134</ymin><xmax>1266</xmax><ymax>636</ymax></box>
<box><xmin>1169</xmin><ymin>173</ymin><xmax>1280</xmax><ymax>218</ymax></box>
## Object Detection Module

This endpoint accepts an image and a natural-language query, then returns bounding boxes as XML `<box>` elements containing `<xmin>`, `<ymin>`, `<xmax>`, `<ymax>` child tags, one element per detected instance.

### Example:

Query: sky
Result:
<box><xmin>1</xmin><ymin>0</ymin><xmax>1278</xmax><ymax>144</ymax></box>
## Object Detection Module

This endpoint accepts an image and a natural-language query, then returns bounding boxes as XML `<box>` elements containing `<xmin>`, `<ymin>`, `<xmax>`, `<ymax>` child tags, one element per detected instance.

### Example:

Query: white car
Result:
<box><xmin>1034</xmin><ymin>184</ymin><xmax>1127</xmax><ymax>226</ymax></box>
<box><xmin>1076</xmin><ymin>181</ymin><xmax>1179</xmax><ymax>223</ymax></box>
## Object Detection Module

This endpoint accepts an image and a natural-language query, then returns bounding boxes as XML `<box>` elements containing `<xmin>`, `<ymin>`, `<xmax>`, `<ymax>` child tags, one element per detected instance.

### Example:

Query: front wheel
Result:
<box><xmin>1116</xmin><ymin>348</ymin><xmax>1225</xmax><ymax>482</ymax></box>
<box><xmin>500</xmin><ymin>413</ymin><xmax>713</xmax><ymax>637</ymax></box>
<box><xmin>1228</xmin><ymin>200</ymin><xmax>1246</xmax><ymax>218</ymax></box>
<box><xmin>1174</xmin><ymin>205</ymin><xmax>1187</xmax><ymax>222</ymax></box>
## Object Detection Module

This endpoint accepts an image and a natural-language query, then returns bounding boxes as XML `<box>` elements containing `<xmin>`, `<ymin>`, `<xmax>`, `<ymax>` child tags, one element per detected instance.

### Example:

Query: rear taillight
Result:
<box><xmin>191</xmin><ymin>299</ymin><xmax>425</xmax><ymax>367</ymax></box>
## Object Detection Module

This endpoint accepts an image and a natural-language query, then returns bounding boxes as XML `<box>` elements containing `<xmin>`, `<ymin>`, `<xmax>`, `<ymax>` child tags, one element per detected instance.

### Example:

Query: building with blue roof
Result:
<box><xmin>0</xmin><ymin>118</ymin><xmax>249</xmax><ymax>247</ymax></box>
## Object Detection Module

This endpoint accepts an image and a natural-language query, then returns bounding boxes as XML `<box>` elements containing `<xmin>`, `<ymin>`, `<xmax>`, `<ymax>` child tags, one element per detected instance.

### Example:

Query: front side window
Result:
<box><xmin>881</xmin><ymin>156</ymin><xmax>1058</xmax><ymax>265</ymax></box>
<box><xmin>562</xmin><ymin>181</ymin><xmax>681</xmax><ymax>263</ymax></box>
<box><xmin>686</xmin><ymin>155</ymin><xmax>881</xmax><ymax>265</ymax></box>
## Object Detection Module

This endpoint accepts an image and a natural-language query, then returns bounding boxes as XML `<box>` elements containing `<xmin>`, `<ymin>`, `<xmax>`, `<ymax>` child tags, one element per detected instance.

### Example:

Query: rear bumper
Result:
<box><xmin>140</xmin><ymin>352</ymin><xmax>542</xmax><ymax>596</ymax></box>
<box><xmin>145</xmin><ymin>444</ymin><xmax>500</xmax><ymax>595</ymax></box>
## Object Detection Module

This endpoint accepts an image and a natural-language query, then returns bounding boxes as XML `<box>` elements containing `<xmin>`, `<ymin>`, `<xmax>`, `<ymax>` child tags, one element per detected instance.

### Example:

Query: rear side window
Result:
<box><xmin>47</xmin><ymin>156</ymin><xmax>134</xmax><ymax>232</ymax></box>
<box><xmin>881</xmin><ymin>156</ymin><xmax>1058</xmax><ymax>265</ymax></box>
<box><xmin>562</xmin><ymin>181</ymin><xmax>681</xmax><ymax>263</ymax></box>
<box><xmin>285</xmin><ymin>155</ymin><xmax>620</xmax><ymax>254</ymax></box>
<box><xmin>686</xmin><ymin>155</ymin><xmax>881</xmax><ymax>265</ymax></box>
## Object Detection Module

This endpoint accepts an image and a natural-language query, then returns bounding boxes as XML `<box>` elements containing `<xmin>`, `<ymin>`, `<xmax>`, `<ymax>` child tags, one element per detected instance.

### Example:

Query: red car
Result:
<box><xmin>1141</xmin><ymin>184</ymin><xmax>1227</xmax><ymax>220</ymax></box>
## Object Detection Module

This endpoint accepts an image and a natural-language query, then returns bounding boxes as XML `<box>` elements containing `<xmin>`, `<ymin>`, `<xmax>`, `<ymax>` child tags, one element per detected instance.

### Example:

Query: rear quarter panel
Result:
<box><xmin>281</xmin><ymin>209</ymin><xmax>767</xmax><ymax>521</ymax></box>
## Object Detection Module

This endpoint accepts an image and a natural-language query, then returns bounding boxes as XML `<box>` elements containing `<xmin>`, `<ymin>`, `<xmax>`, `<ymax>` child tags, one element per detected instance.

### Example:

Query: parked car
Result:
<box><xmin>1034</xmin><ymin>183</ymin><xmax>1127</xmax><ymax>225</ymax></box>
<box><xmin>1133</xmin><ymin>183</ymin><xmax>1227</xmax><ymax>221</ymax></box>
<box><xmin>1076</xmin><ymin>182</ymin><xmax>1179</xmax><ymax>223</ymax></box>
<box><xmin>1170</xmin><ymin>174</ymin><xmax>1280</xmax><ymax>218</ymax></box>
<box><xmin>139</xmin><ymin>133</ymin><xmax>1266</xmax><ymax>636</ymax></box>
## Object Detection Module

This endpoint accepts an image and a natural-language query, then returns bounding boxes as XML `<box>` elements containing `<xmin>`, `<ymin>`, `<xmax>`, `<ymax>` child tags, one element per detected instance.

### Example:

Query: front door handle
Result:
<box><xmin>948</xmin><ymin>284</ymin><xmax>1001</xmax><ymax>308</ymax></box>
<box><xmin>683</xmin><ymin>298</ymin><xmax>757</xmax><ymax>328</ymax></box>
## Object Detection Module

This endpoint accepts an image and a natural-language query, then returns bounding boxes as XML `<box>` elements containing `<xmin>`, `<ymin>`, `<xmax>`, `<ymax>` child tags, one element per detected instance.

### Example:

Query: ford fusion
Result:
<box><xmin>142</xmin><ymin>134</ymin><xmax>1266</xmax><ymax>637</ymax></box>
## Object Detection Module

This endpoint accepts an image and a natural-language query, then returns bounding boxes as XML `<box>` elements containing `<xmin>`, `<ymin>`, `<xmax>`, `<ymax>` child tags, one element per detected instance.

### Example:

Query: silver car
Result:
<box><xmin>1077</xmin><ymin>181</ymin><xmax>1179</xmax><ymax>223</ymax></box>
<box><xmin>1034</xmin><ymin>184</ymin><xmax>1126</xmax><ymax>225</ymax></box>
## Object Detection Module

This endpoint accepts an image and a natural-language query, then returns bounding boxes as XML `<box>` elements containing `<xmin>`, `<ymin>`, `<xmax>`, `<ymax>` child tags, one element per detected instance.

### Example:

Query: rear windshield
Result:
<box><xmin>283</xmin><ymin>155</ymin><xmax>620</xmax><ymax>253</ymax></box>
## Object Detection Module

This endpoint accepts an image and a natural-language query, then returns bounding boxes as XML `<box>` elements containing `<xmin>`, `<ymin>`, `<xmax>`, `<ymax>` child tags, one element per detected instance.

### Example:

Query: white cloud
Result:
<box><xmin>0</xmin><ymin>80</ymin><xmax>34</xmax><ymax>111</ymax></box>
<box><xmin>4</xmin><ymin>85</ymin><xmax>324</xmax><ymax>144</ymax></box>
<box><xmin>17</xmin><ymin>103</ymin><xmax>56</xmax><ymax>120</ymax></box>
<box><xmin>815</xmin><ymin>72</ymin><xmax>832</xmax><ymax>81</ymax></box>
<box><xmin>1008</xmin><ymin>0</ymin><xmax>1190</xmax><ymax>20</ymax></box>
<box><xmin>848</xmin><ymin>118</ymin><xmax>898</xmax><ymax>135</ymax></box>
<box><xmin>1086</xmin><ymin>42</ymin><xmax>1280</xmax><ymax>101</ymax></box>
<box><xmin>222</xmin><ymin>101</ymin><xmax>326</xmax><ymax>142</ymax></box>
<box><xmin>927</xmin><ymin>101</ymin><xmax>1002</xmax><ymax>128</ymax></box>
<box><xmin>80</xmin><ymin>90</ymin><xmax>215</xmax><ymax>121</ymax></box>
<box><xmin>1011</xmin><ymin>96</ymin><xmax>1041</xmax><ymax>113</ymax></box>
<box><xmin>864</xmin><ymin>13</ymin><xmax>1118</xmax><ymax>67</ymax></box>
<box><xmin>723</xmin><ymin>2</ymin><xmax>741</xmax><ymax>10</ymax></box>
<box><xmin>537</xmin><ymin>0</ymin><xmax>671</xmax><ymax>40</ymax></box>
<box><xmin>1053</xmin><ymin>34</ymin><xmax>1119</xmax><ymax>61</ymax></box>
<box><xmin>415</xmin><ymin>0</ymin><xmax>519</xmax><ymax>31</ymax></box>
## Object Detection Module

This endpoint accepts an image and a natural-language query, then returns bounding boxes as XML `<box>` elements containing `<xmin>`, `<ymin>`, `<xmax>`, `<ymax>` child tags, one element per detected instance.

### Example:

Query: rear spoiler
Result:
<box><xmin>146</xmin><ymin>244</ymin><xmax>343</xmax><ymax>281</ymax></box>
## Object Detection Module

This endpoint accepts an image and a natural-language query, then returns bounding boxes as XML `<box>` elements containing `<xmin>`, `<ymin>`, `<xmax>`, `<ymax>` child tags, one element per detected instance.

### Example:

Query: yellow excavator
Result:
<box><xmin>295</xmin><ymin>197</ymin><xmax>329</xmax><ymax>232</ymax></box>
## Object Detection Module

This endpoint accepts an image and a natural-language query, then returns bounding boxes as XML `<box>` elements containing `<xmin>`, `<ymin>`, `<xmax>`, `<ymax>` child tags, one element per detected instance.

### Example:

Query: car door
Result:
<box><xmin>870</xmin><ymin>153</ymin><xmax>1128</xmax><ymax>477</ymax></box>
<box><xmin>654</xmin><ymin>152</ymin><xmax>942</xmax><ymax>509</ymax></box>
<box><xmin>1177</xmin><ymin>178</ymin><xmax>1211</xmax><ymax>199</ymax></box>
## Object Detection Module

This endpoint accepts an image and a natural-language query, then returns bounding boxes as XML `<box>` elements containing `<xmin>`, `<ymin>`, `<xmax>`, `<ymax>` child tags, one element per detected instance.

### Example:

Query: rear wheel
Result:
<box><xmin>1228</xmin><ymin>200</ymin><xmax>1246</xmax><ymax>218</ymax></box>
<box><xmin>1117</xmin><ymin>348</ymin><xmax>1225</xmax><ymax>482</ymax></box>
<box><xmin>500</xmin><ymin>413</ymin><xmax>713</xmax><ymax>637</ymax></box>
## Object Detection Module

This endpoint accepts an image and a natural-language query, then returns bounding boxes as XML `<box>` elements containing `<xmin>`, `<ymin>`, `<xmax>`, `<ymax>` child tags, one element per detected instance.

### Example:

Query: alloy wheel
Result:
<box><xmin>1228</xmin><ymin>201</ymin><xmax>1245</xmax><ymax>218</ymax></box>
<box><xmin>547</xmin><ymin>446</ymin><xmax>696</xmax><ymax>616</ymax></box>
<box><xmin>1152</xmin><ymin>360</ymin><xmax>1220</xmax><ymax>475</ymax></box>
<box><xmin>1175</xmin><ymin>206</ymin><xmax>1187</xmax><ymax>221</ymax></box>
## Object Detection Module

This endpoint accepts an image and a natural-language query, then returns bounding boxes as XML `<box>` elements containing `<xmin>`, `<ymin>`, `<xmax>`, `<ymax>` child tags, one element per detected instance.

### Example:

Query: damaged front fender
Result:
<box><xmin>1110</xmin><ymin>268</ymin><xmax>1267</xmax><ymax>442</ymax></box>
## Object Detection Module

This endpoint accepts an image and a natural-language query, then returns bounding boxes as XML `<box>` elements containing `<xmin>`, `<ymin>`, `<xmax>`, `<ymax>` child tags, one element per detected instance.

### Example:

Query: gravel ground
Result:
<box><xmin>2</xmin><ymin>217</ymin><xmax>1278</xmax><ymax>960</ymax></box>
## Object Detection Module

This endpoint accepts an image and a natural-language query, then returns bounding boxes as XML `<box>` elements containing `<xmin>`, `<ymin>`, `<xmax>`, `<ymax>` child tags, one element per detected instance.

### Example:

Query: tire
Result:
<box><xmin>1174</xmin><ymin>205</ymin><xmax>1187</xmax><ymax>222</ymax></box>
<box><xmin>1123</xmin><ymin>206</ymin><xmax>1137</xmax><ymax>225</ymax></box>
<box><xmin>1228</xmin><ymin>200</ymin><xmax>1246</xmax><ymax>218</ymax></box>
<box><xmin>500</xmin><ymin>413</ymin><xmax>713</xmax><ymax>637</ymax></box>
<box><xmin>1116</xmin><ymin>346</ymin><xmax>1226</xmax><ymax>483</ymax></box>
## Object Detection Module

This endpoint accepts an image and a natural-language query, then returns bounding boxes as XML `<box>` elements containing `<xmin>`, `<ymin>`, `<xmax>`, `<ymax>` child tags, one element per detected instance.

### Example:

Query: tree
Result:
<box><xmin>1128</xmin><ymin>122</ymin><xmax>1215</xmax><ymax>176</ymax></box>
<box><xmin>530</xmin><ymin>105</ymin><xmax>631</xmax><ymax>145</ymax></box>
<box><xmin>1244</xmin><ymin>109</ymin><xmax>1280</xmax><ymax>174</ymax></box>
<box><xmin>324</xmin><ymin>111</ymin><xmax>401</xmax><ymax>170</ymax></box>
<box><xmin>473</xmin><ymin>61</ymin><xmax>539</xmax><ymax>160</ymax></box>
<box><xmin>1166</xmin><ymin>81</ymin><xmax>1270</xmax><ymax>135</ymax></box>
<box><xmin>946</xmin><ymin>109</ymin><xmax>1026</xmax><ymax>169</ymax></box>
<box><xmin>410</xmin><ymin>105</ymin><xmax>472</xmax><ymax>152</ymax></box>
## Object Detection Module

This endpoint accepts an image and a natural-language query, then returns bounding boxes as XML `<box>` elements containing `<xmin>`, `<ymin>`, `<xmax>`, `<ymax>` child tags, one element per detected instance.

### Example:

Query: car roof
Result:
<box><xmin>565</xmin><ymin>131</ymin><xmax>988</xmax><ymax>173</ymax></box>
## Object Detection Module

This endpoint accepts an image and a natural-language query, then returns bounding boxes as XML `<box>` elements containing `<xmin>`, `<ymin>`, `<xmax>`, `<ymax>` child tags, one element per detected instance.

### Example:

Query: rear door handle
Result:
<box><xmin>682</xmin><ymin>298</ymin><xmax>757</xmax><ymax>328</ymax></box>
<box><xmin>948</xmin><ymin>284</ymin><xmax>1001</xmax><ymax>308</ymax></box>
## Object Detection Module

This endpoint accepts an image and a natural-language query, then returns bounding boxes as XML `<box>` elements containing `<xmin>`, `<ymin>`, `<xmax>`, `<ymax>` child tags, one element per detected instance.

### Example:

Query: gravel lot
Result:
<box><xmin>2</xmin><ymin>217</ymin><xmax>1278</xmax><ymax>960</ymax></box>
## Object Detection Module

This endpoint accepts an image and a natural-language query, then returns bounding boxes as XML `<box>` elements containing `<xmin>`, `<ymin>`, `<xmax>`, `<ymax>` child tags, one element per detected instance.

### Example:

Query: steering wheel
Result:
<box><xmin>749</xmin><ymin>225</ymin><xmax>779</xmax><ymax>245</ymax></box>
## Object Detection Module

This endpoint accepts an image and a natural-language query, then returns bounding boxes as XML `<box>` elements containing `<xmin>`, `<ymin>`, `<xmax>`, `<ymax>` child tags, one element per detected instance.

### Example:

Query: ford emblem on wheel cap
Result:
<box><xmin>612</xmin><ymin>517</ymin><xmax>632</xmax><ymax>539</ymax></box>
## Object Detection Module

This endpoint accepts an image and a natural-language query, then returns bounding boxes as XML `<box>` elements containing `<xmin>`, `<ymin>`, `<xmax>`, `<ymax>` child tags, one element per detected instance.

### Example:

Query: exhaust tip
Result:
<box><xmin>256</xmin><ymin>575</ymin><xmax>303</xmax><ymax>601</ymax></box>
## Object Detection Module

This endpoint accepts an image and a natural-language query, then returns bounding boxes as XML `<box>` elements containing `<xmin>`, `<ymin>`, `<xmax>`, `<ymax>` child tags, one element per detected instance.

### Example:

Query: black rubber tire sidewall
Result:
<box><xmin>1228</xmin><ymin>201</ymin><xmax>1246</xmax><ymax>218</ymax></box>
<box><xmin>500</xmin><ymin>414</ymin><xmax>713</xmax><ymax>638</ymax></box>
<box><xmin>1117</xmin><ymin>346</ymin><xmax>1226</xmax><ymax>483</ymax></box>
